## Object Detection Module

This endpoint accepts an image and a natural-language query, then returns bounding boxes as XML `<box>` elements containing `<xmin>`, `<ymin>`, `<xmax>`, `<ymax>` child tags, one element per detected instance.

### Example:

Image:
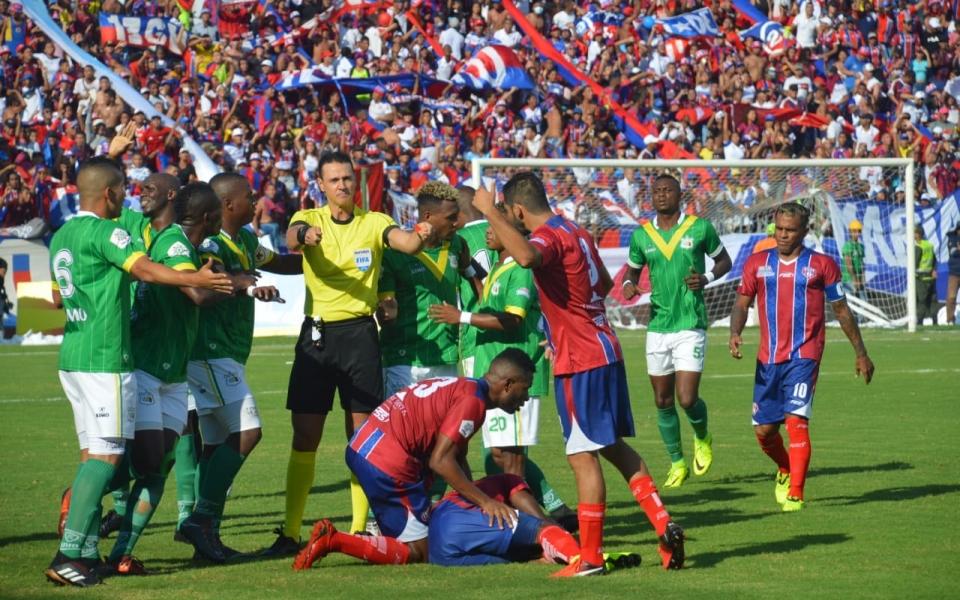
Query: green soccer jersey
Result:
<box><xmin>379</xmin><ymin>237</ymin><xmax>463</xmax><ymax>368</ymax></box>
<box><xmin>627</xmin><ymin>215</ymin><xmax>723</xmax><ymax>333</ymax></box>
<box><xmin>841</xmin><ymin>240</ymin><xmax>865</xmax><ymax>283</ymax></box>
<box><xmin>192</xmin><ymin>229</ymin><xmax>276</xmax><ymax>365</ymax></box>
<box><xmin>457</xmin><ymin>220</ymin><xmax>498</xmax><ymax>360</ymax></box>
<box><xmin>50</xmin><ymin>213</ymin><xmax>146</xmax><ymax>373</ymax></box>
<box><xmin>474</xmin><ymin>258</ymin><xmax>549</xmax><ymax>396</ymax></box>
<box><xmin>116</xmin><ymin>208</ymin><xmax>153</xmax><ymax>252</ymax></box>
<box><xmin>130</xmin><ymin>224</ymin><xmax>201</xmax><ymax>383</ymax></box>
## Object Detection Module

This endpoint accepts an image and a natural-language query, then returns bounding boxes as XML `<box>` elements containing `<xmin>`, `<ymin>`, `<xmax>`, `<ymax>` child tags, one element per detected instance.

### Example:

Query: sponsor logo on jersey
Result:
<box><xmin>789</xmin><ymin>399</ymin><xmax>805</xmax><ymax>406</ymax></box>
<box><xmin>757</xmin><ymin>266</ymin><xmax>775</xmax><ymax>277</ymax></box>
<box><xmin>516</xmin><ymin>287</ymin><xmax>530</xmax><ymax>298</ymax></box>
<box><xmin>246</xmin><ymin>406</ymin><xmax>259</xmax><ymax>418</ymax></box>
<box><xmin>681</xmin><ymin>236</ymin><xmax>694</xmax><ymax>249</ymax></box>
<box><xmin>200</xmin><ymin>239</ymin><xmax>219</xmax><ymax>254</ymax></box>
<box><xmin>162</xmin><ymin>362</ymin><xmax>171</xmax><ymax>370</ymax></box>
<box><xmin>354</xmin><ymin>248</ymin><xmax>372</xmax><ymax>272</ymax></box>
<box><xmin>225</xmin><ymin>372</ymin><xmax>240</xmax><ymax>386</ymax></box>
<box><xmin>139</xmin><ymin>392</ymin><xmax>154</xmax><ymax>405</ymax></box>
<box><xmin>410</xmin><ymin>265</ymin><xmax>425</xmax><ymax>275</ymax></box>
<box><xmin>801</xmin><ymin>266</ymin><xmax>817</xmax><ymax>279</ymax></box>
<box><xmin>95</xmin><ymin>406</ymin><xmax>110</xmax><ymax>418</ymax></box>
<box><xmin>168</xmin><ymin>241</ymin><xmax>191</xmax><ymax>258</ymax></box>
<box><xmin>779</xmin><ymin>272</ymin><xmax>794</xmax><ymax>278</ymax></box>
<box><xmin>491</xmin><ymin>280</ymin><xmax>501</xmax><ymax>295</ymax></box>
<box><xmin>593</xmin><ymin>314</ymin><xmax>606</xmax><ymax>327</ymax></box>
<box><xmin>459</xmin><ymin>420</ymin><xmax>475</xmax><ymax>438</ymax></box>
<box><xmin>110</xmin><ymin>228</ymin><xmax>132</xmax><ymax>249</ymax></box>
<box><xmin>373</xmin><ymin>406</ymin><xmax>390</xmax><ymax>422</ymax></box>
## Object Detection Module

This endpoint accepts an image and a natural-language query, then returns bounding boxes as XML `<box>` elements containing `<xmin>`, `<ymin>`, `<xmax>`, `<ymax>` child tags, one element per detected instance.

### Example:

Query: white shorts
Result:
<box><xmin>461</xmin><ymin>356</ymin><xmax>475</xmax><ymax>379</ymax></box>
<box><xmin>188</xmin><ymin>391</ymin><xmax>196</xmax><ymax>412</ymax></box>
<box><xmin>646</xmin><ymin>330</ymin><xmax>707</xmax><ymax>376</ymax></box>
<box><xmin>135</xmin><ymin>369</ymin><xmax>189</xmax><ymax>433</ymax></box>
<box><xmin>384</xmin><ymin>364</ymin><xmax>459</xmax><ymax>398</ymax></box>
<box><xmin>187</xmin><ymin>359</ymin><xmax>253</xmax><ymax>411</ymax></box>
<box><xmin>60</xmin><ymin>371</ymin><xmax>137</xmax><ymax>455</ymax></box>
<box><xmin>198</xmin><ymin>396</ymin><xmax>263</xmax><ymax>445</ymax></box>
<box><xmin>482</xmin><ymin>397</ymin><xmax>540</xmax><ymax>448</ymax></box>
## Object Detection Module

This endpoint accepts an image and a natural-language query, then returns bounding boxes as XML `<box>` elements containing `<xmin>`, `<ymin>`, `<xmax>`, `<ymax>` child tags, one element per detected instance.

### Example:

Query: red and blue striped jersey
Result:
<box><xmin>529</xmin><ymin>215</ymin><xmax>623</xmax><ymax>376</ymax></box>
<box><xmin>737</xmin><ymin>248</ymin><xmax>845</xmax><ymax>365</ymax></box>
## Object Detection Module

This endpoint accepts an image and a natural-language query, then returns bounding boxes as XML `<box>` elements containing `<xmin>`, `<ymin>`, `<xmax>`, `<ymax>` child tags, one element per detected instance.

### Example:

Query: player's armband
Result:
<box><xmin>825</xmin><ymin>281</ymin><xmax>845</xmax><ymax>302</ymax></box>
<box><xmin>382</xmin><ymin>225</ymin><xmax>400</xmax><ymax>247</ymax></box>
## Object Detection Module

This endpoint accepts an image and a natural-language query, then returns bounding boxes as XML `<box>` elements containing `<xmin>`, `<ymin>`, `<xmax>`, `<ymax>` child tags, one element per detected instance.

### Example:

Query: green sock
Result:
<box><xmin>657</xmin><ymin>405</ymin><xmax>684</xmax><ymax>463</ymax></box>
<box><xmin>59</xmin><ymin>459</ymin><xmax>116</xmax><ymax>560</ymax></box>
<box><xmin>111</xmin><ymin>489</ymin><xmax>129</xmax><ymax>518</ymax></box>
<box><xmin>194</xmin><ymin>445</ymin><xmax>245</xmax><ymax>531</ymax></box>
<box><xmin>428</xmin><ymin>477</ymin><xmax>447</xmax><ymax>503</ymax></box>
<box><xmin>524</xmin><ymin>457</ymin><xmax>567</xmax><ymax>513</ymax></box>
<box><xmin>174</xmin><ymin>434</ymin><xmax>198</xmax><ymax>529</ymax></box>
<box><xmin>108</xmin><ymin>473</ymin><xmax>167</xmax><ymax>562</ymax></box>
<box><xmin>684</xmin><ymin>398</ymin><xmax>709</xmax><ymax>440</ymax></box>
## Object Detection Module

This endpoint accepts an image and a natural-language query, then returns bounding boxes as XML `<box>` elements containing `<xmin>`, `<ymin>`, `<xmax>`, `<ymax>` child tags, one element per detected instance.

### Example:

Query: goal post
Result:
<box><xmin>471</xmin><ymin>157</ymin><xmax>919</xmax><ymax>332</ymax></box>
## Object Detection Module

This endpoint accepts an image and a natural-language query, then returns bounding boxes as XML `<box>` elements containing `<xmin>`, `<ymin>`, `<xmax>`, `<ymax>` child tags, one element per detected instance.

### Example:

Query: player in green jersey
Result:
<box><xmin>102</xmin><ymin>182</ymin><xmax>251</xmax><ymax>576</ymax></box>
<box><xmin>379</xmin><ymin>181</ymin><xmax>476</xmax><ymax>395</ymax></box>
<box><xmin>46</xmin><ymin>158</ymin><xmax>232</xmax><ymax>588</ymax></box>
<box><xmin>622</xmin><ymin>174</ymin><xmax>732</xmax><ymax>488</ymax></box>
<box><xmin>178</xmin><ymin>173</ymin><xmax>302</xmax><ymax>561</ymax></box>
<box><xmin>429</xmin><ymin>211</ymin><xmax>578</xmax><ymax>531</ymax></box>
<box><xmin>455</xmin><ymin>185</ymin><xmax>496</xmax><ymax>378</ymax></box>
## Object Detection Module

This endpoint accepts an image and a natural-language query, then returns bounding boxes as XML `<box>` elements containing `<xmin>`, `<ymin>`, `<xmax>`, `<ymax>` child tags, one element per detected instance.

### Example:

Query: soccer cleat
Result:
<box><xmin>45</xmin><ymin>553</ymin><xmax>100</xmax><ymax>587</ymax></box>
<box><xmin>173</xmin><ymin>529</ymin><xmax>190</xmax><ymax>544</ymax></box>
<box><xmin>292</xmin><ymin>520</ymin><xmax>337</xmax><ymax>571</ymax></box>
<box><xmin>657</xmin><ymin>521</ymin><xmax>686</xmax><ymax>570</ymax></box>
<box><xmin>260</xmin><ymin>527</ymin><xmax>302</xmax><ymax>557</ymax></box>
<box><xmin>57</xmin><ymin>487</ymin><xmax>71</xmax><ymax>539</ymax></box>
<box><xmin>99</xmin><ymin>555</ymin><xmax>156</xmax><ymax>577</ymax></box>
<box><xmin>549</xmin><ymin>557</ymin><xmax>606</xmax><ymax>578</ymax></box>
<box><xmin>365</xmin><ymin>517</ymin><xmax>381</xmax><ymax>537</ymax></box>
<box><xmin>692</xmin><ymin>433</ymin><xmax>714</xmax><ymax>477</ymax></box>
<box><xmin>663</xmin><ymin>462</ymin><xmax>690</xmax><ymax>489</ymax></box>
<box><xmin>782</xmin><ymin>496</ymin><xmax>804</xmax><ymax>512</ymax></box>
<box><xmin>99</xmin><ymin>509</ymin><xmax>123</xmax><ymax>538</ymax></box>
<box><xmin>549</xmin><ymin>505</ymin><xmax>580</xmax><ymax>534</ymax></box>
<box><xmin>179</xmin><ymin>516</ymin><xmax>226</xmax><ymax>563</ymax></box>
<box><xmin>603</xmin><ymin>552</ymin><xmax>642</xmax><ymax>573</ymax></box>
<box><xmin>775</xmin><ymin>472</ymin><xmax>791</xmax><ymax>506</ymax></box>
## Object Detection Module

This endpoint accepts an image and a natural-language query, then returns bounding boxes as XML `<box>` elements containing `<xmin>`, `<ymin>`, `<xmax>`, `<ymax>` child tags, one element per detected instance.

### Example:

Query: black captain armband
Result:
<box><xmin>382</xmin><ymin>225</ymin><xmax>400</xmax><ymax>248</ymax></box>
<box><xmin>296</xmin><ymin>226</ymin><xmax>308</xmax><ymax>246</ymax></box>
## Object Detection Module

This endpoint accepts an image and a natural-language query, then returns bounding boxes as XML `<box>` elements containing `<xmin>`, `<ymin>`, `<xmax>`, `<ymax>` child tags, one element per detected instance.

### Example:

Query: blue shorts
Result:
<box><xmin>554</xmin><ymin>361</ymin><xmax>634</xmax><ymax>455</ymax></box>
<box><xmin>752</xmin><ymin>359</ymin><xmax>819</xmax><ymax>425</ymax></box>
<box><xmin>345</xmin><ymin>446</ymin><xmax>430</xmax><ymax>543</ymax></box>
<box><xmin>427</xmin><ymin>501</ymin><xmax>542</xmax><ymax>566</ymax></box>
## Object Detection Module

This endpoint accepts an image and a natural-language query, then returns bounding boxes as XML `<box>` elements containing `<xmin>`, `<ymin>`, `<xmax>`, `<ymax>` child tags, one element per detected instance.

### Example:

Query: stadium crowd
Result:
<box><xmin>2</xmin><ymin>0</ymin><xmax>960</xmax><ymax>237</ymax></box>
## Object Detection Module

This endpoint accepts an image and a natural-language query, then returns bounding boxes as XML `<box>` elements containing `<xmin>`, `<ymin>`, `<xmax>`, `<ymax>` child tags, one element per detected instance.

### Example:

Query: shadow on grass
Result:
<box><xmin>689</xmin><ymin>533</ymin><xmax>853</xmax><ymax>569</ymax></box>
<box><xmin>0</xmin><ymin>531</ymin><xmax>59</xmax><ymax>547</ymax></box>
<box><xmin>710</xmin><ymin>461</ymin><xmax>914</xmax><ymax>486</ymax></box>
<box><xmin>241</xmin><ymin>479</ymin><xmax>351</xmax><ymax>500</ymax></box>
<box><xmin>603</xmin><ymin>506</ymin><xmax>779</xmax><ymax>543</ymax></box>
<box><xmin>818</xmin><ymin>484</ymin><xmax>960</xmax><ymax>506</ymax></box>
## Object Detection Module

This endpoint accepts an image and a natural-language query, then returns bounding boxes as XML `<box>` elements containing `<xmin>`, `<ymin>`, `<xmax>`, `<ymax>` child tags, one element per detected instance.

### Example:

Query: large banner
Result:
<box><xmin>99</xmin><ymin>14</ymin><xmax>186</xmax><ymax>55</ymax></box>
<box><xmin>657</xmin><ymin>8</ymin><xmax>720</xmax><ymax>39</ymax></box>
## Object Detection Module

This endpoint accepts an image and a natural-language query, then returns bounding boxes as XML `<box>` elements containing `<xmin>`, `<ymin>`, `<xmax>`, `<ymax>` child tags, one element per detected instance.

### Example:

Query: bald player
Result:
<box><xmin>46</xmin><ymin>158</ymin><xmax>232</xmax><ymax>587</ymax></box>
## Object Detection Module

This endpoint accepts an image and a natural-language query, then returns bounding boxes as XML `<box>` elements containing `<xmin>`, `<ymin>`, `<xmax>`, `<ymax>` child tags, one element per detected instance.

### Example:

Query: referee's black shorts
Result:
<box><xmin>286</xmin><ymin>316</ymin><xmax>384</xmax><ymax>415</ymax></box>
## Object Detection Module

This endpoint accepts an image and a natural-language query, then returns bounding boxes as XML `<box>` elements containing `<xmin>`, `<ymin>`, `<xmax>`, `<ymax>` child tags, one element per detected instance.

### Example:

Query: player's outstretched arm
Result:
<box><xmin>386</xmin><ymin>222</ymin><xmax>434</xmax><ymax>255</ymax></box>
<box><xmin>832</xmin><ymin>298</ymin><xmax>875</xmax><ymax>384</ymax></box>
<box><xmin>130</xmin><ymin>256</ymin><xmax>234</xmax><ymax>294</ymax></box>
<box><xmin>428</xmin><ymin>302</ymin><xmax>522</xmax><ymax>331</ymax></box>
<box><xmin>261</xmin><ymin>253</ymin><xmax>304</xmax><ymax>275</ymax></box>
<box><xmin>429</xmin><ymin>434</ymin><xmax>517</xmax><ymax>530</ymax></box>
<box><xmin>473</xmin><ymin>186</ymin><xmax>543</xmax><ymax>269</ymax></box>
<box><xmin>728</xmin><ymin>293</ymin><xmax>753</xmax><ymax>359</ymax></box>
<box><xmin>180</xmin><ymin>264</ymin><xmax>256</xmax><ymax>307</ymax></box>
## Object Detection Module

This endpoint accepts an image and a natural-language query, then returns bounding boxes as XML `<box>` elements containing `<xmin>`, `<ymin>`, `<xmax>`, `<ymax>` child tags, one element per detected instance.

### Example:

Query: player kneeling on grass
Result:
<box><xmin>729</xmin><ymin>202</ymin><xmax>875</xmax><ymax>512</ymax></box>
<box><xmin>292</xmin><ymin>349</ymin><xmax>534</xmax><ymax>570</ymax></box>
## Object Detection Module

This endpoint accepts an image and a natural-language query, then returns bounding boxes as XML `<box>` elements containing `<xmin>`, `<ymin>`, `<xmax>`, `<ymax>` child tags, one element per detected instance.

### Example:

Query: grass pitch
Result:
<box><xmin>1</xmin><ymin>328</ymin><xmax>957</xmax><ymax>599</ymax></box>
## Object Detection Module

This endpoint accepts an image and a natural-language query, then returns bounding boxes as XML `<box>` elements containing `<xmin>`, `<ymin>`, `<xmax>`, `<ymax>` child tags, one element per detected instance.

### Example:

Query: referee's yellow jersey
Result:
<box><xmin>289</xmin><ymin>206</ymin><xmax>398</xmax><ymax>322</ymax></box>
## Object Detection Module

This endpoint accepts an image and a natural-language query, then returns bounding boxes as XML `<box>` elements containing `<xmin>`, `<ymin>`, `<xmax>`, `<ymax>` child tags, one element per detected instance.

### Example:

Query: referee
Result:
<box><xmin>264</xmin><ymin>152</ymin><xmax>434</xmax><ymax>555</ymax></box>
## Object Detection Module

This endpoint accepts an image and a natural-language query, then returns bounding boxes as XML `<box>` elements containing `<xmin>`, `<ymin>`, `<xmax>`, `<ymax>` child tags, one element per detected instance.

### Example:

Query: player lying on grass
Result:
<box><xmin>292</xmin><ymin>349</ymin><xmax>534</xmax><ymax>570</ymax></box>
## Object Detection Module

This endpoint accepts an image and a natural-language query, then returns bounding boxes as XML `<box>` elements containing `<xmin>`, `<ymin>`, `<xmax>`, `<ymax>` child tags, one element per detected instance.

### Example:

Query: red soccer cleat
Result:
<box><xmin>657</xmin><ymin>521</ymin><xmax>686</xmax><ymax>570</ymax></box>
<box><xmin>292</xmin><ymin>520</ymin><xmax>337</xmax><ymax>571</ymax></box>
<box><xmin>549</xmin><ymin>557</ymin><xmax>606</xmax><ymax>578</ymax></box>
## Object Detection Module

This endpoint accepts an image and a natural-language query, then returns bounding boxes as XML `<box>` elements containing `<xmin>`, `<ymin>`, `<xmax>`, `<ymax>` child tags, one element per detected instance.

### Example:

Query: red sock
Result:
<box><xmin>332</xmin><ymin>532</ymin><xmax>410</xmax><ymax>565</ymax></box>
<box><xmin>538</xmin><ymin>524</ymin><xmax>580</xmax><ymax>564</ymax></box>
<box><xmin>785</xmin><ymin>417</ymin><xmax>811</xmax><ymax>500</ymax></box>
<box><xmin>630</xmin><ymin>475</ymin><xmax>671</xmax><ymax>537</ymax></box>
<box><xmin>577</xmin><ymin>503</ymin><xmax>605</xmax><ymax>566</ymax></box>
<box><xmin>756</xmin><ymin>431</ymin><xmax>791</xmax><ymax>473</ymax></box>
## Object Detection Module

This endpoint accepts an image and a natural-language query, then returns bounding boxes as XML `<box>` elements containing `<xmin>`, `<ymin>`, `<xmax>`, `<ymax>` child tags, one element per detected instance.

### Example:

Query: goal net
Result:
<box><xmin>471</xmin><ymin>158</ymin><xmax>919</xmax><ymax>330</ymax></box>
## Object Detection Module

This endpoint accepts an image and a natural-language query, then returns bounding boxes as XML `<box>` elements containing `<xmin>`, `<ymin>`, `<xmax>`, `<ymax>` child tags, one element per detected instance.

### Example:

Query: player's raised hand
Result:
<box><xmin>195</xmin><ymin>259</ymin><xmax>234</xmax><ymax>293</ymax></box>
<box><xmin>855</xmin><ymin>355</ymin><xmax>875</xmax><ymax>384</ymax></box>
<box><xmin>622</xmin><ymin>279</ymin><xmax>640</xmax><ymax>300</ymax></box>
<box><xmin>729</xmin><ymin>333</ymin><xmax>743</xmax><ymax>359</ymax></box>
<box><xmin>428</xmin><ymin>301</ymin><xmax>461</xmax><ymax>324</ymax></box>
<box><xmin>252</xmin><ymin>286</ymin><xmax>284</xmax><ymax>303</ymax></box>
<box><xmin>481</xmin><ymin>498</ymin><xmax>518</xmax><ymax>531</ymax></box>
<box><xmin>472</xmin><ymin>184</ymin><xmax>497</xmax><ymax>216</ymax></box>
<box><xmin>684</xmin><ymin>266</ymin><xmax>705</xmax><ymax>291</ymax></box>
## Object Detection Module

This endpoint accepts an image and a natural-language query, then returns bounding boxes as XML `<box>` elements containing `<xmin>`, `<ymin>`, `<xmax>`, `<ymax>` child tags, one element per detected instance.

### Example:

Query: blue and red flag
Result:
<box><xmin>656</xmin><ymin>8</ymin><xmax>720</xmax><ymax>39</ymax></box>
<box><xmin>575</xmin><ymin>11</ymin><xmax>624</xmax><ymax>42</ymax></box>
<box><xmin>452</xmin><ymin>46</ymin><xmax>535</xmax><ymax>91</ymax></box>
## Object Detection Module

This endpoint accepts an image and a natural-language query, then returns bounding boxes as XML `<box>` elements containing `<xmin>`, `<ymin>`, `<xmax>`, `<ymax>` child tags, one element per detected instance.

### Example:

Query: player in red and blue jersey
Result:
<box><xmin>292</xmin><ymin>350</ymin><xmax>535</xmax><ymax>571</ymax></box>
<box><xmin>474</xmin><ymin>173</ymin><xmax>685</xmax><ymax>576</ymax></box>
<box><xmin>730</xmin><ymin>202</ymin><xmax>874</xmax><ymax>512</ymax></box>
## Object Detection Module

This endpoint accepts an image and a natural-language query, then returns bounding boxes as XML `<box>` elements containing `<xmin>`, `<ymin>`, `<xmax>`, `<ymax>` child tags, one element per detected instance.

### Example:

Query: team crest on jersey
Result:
<box><xmin>681</xmin><ymin>236</ymin><xmax>694</xmax><ymax>249</ymax></box>
<box><xmin>139</xmin><ymin>392</ymin><xmax>154</xmax><ymax>406</ymax></box>
<box><xmin>448</xmin><ymin>255</ymin><xmax>458</xmax><ymax>269</ymax></box>
<box><xmin>110</xmin><ymin>228</ymin><xmax>132</xmax><ymax>249</ymax></box>
<box><xmin>225</xmin><ymin>372</ymin><xmax>240</xmax><ymax>386</ymax></box>
<box><xmin>516</xmin><ymin>287</ymin><xmax>530</xmax><ymax>298</ymax></box>
<box><xmin>168</xmin><ymin>241</ymin><xmax>191</xmax><ymax>258</ymax></box>
<box><xmin>354</xmin><ymin>248</ymin><xmax>372</xmax><ymax>272</ymax></box>
<box><xmin>200</xmin><ymin>239</ymin><xmax>219</xmax><ymax>254</ymax></box>
<box><xmin>801</xmin><ymin>267</ymin><xmax>817</xmax><ymax>279</ymax></box>
<box><xmin>254</xmin><ymin>246</ymin><xmax>269</xmax><ymax>265</ymax></box>
<box><xmin>491</xmin><ymin>280</ymin><xmax>501</xmax><ymax>295</ymax></box>
<box><xmin>757</xmin><ymin>266</ymin><xmax>775</xmax><ymax>277</ymax></box>
<box><xmin>459</xmin><ymin>420</ymin><xmax>475</xmax><ymax>438</ymax></box>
